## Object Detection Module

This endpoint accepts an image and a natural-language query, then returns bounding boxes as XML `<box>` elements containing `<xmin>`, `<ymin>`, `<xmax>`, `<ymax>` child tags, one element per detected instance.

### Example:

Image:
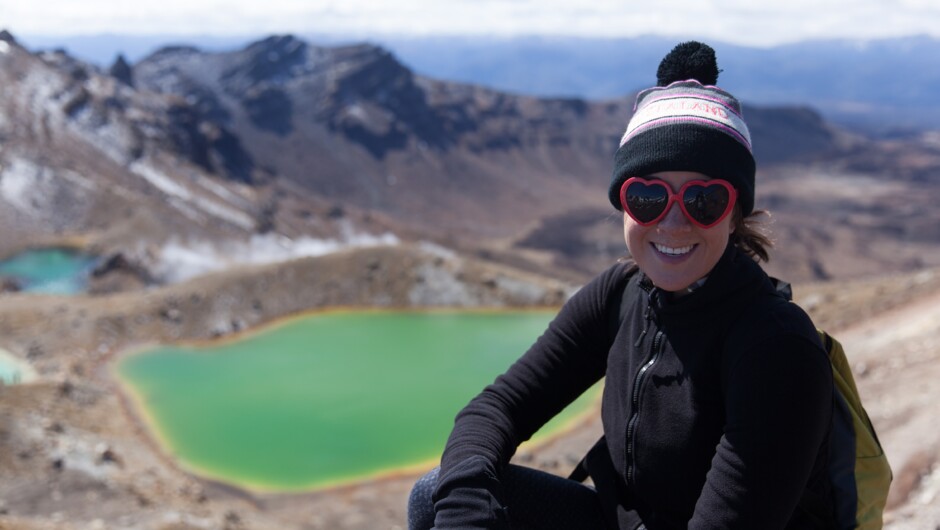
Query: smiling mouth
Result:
<box><xmin>653</xmin><ymin>243</ymin><xmax>696</xmax><ymax>256</ymax></box>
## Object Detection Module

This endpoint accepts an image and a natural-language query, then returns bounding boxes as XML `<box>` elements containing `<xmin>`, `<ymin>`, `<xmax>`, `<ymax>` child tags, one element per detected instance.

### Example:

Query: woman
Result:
<box><xmin>408</xmin><ymin>41</ymin><xmax>836</xmax><ymax>529</ymax></box>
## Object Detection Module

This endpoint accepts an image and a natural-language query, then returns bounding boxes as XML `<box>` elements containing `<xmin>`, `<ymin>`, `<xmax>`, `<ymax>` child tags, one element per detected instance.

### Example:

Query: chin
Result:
<box><xmin>645</xmin><ymin>269</ymin><xmax>706</xmax><ymax>292</ymax></box>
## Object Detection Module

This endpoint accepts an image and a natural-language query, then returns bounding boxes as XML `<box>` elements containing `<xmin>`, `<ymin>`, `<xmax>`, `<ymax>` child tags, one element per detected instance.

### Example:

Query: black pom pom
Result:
<box><xmin>656</xmin><ymin>41</ymin><xmax>720</xmax><ymax>87</ymax></box>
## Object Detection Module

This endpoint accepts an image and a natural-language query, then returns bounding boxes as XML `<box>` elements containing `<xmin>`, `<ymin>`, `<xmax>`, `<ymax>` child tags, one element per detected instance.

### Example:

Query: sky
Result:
<box><xmin>2</xmin><ymin>0</ymin><xmax>939</xmax><ymax>47</ymax></box>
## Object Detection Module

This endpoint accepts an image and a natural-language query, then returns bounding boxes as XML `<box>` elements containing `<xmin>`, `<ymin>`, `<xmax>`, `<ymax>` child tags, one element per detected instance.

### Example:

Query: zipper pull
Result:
<box><xmin>634</xmin><ymin>306</ymin><xmax>652</xmax><ymax>347</ymax></box>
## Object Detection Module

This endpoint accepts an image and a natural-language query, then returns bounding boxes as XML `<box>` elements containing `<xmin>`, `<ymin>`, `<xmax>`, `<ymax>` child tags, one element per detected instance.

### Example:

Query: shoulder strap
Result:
<box><xmin>566</xmin><ymin>435</ymin><xmax>624</xmax><ymax>528</ymax></box>
<box><xmin>607</xmin><ymin>262</ymin><xmax>639</xmax><ymax>339</ymax></box>
<box><xmin>574</xmin><ymin>261</ymin><xmax>639</xmax><ymax>483</ymax></box>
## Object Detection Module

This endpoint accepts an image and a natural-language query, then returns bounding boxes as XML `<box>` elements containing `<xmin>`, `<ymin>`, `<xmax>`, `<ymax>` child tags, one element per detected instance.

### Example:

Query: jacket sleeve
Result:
<box><xmin>689</xmin><ymin>332</ymin><xmax>833</xmax><ymax>529</ymax></box>
<box><xmin>431</xmin><ymin>266</ymin><xmax>625</xmax><ymax>529</ymax></box>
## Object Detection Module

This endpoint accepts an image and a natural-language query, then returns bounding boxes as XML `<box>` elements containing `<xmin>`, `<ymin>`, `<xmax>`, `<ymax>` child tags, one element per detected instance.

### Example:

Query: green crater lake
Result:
<box><xmin>115</xmin><ymin>310</ymin><xmax>599</xmax><ymax>492</ymax></box>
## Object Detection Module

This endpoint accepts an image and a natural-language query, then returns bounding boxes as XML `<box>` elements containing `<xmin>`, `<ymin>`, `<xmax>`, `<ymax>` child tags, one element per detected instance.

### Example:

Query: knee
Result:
<box><xmin>407</xmin><ymin>467</ymin><xmax>439</xmax><ymax>530</ymax></box>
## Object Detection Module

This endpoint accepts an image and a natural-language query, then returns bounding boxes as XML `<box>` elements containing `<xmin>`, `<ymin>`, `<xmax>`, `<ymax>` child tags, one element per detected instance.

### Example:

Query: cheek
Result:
<box><xmin>714</xmin><ymin>217</ymin><xmax>735</xmax><ymax>242</ymax></box>
<box><xmin>623</xmin><ymin>214</ymin><xmax>647</xmax><ymax>252</ymax></box>
<box><xmin>623</xmin><ymin>213</ymin><xmax>636</xmax><ymax>243</ymax></box>
<box><xmin>697</xmin><ymin>221</ymin><xmax>734</xmax><ymax>266</ymax></box>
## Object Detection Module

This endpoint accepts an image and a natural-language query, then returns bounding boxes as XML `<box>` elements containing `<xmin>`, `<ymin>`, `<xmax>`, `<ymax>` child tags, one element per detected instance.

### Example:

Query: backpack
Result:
<box><xmin>569</xmin><ymin>273</ymin><xmax>892</xmax><ymax>529</ymax></box>
<box><xmin>816</xmin><ymin>328</ymin><xmax>892</xmax><ymax>529</ymax></box>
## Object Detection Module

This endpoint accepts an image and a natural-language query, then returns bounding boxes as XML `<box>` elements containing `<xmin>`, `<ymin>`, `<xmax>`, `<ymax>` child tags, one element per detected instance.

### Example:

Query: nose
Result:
<box><xmin>657</xmin><ymin>200</ymin><xmax>692</xmax><ymax>231</ymax></box>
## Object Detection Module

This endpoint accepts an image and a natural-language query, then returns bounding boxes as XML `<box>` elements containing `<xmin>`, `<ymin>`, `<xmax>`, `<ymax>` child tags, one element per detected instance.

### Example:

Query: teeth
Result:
<box><xmin>654</xmin><ymin>243</ymin><xmax>694</xmax><ymax>256</ymax></box>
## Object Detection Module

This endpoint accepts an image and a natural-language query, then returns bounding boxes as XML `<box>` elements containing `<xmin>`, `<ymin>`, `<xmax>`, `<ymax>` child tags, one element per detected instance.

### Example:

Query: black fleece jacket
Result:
<box><xmin>432</xmin><ymin>245</ymin><xmax>835</xmax><ymax>529</ymax></box>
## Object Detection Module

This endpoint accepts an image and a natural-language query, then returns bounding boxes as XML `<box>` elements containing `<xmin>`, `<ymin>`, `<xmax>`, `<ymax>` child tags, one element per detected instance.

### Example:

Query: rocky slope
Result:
<box><xmin>128</xmin><ymin>35</ymin><xmax>860</xmax><ymax>244</ymax></box>
<box><xmin>118</xmin><ymin>34</ymin><xmax>940</xmax><ymax>284</ymax></box>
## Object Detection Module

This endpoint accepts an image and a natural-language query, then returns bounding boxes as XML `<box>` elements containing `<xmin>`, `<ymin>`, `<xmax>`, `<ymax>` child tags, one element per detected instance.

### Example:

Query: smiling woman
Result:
<box><xmin>409</xmin><ymin>41</ymin><xmax>845</xmax><ymax>530</ymax></box>
<box><xmin>114</xmin><ymin>310</ymin><xmax>599</xmax><ymax>492</ymax></box>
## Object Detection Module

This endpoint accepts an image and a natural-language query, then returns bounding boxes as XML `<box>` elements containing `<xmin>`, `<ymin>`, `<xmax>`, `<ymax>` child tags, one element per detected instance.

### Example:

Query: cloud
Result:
<box><xmin>1</xmin><ymin>0</ymin><xmax>939</xmax><ymax>45</ymax></box>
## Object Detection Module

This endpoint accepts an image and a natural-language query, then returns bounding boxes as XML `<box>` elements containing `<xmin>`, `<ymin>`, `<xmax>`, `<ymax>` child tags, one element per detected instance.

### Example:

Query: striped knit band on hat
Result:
<box><xmin>608</xmin><ymin>42</ymin><xmax>756</xmax><ymax>217</ymax></box>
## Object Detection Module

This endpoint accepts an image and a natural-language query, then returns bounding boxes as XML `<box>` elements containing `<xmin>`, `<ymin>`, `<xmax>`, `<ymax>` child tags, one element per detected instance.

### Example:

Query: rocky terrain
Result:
<box><xmin>0</xmin><ymin>252</ymin><xmax>938</xmax><ymax>529</ymax></box>
<box><xmin>1</xmin><ymin>29</ymin><xmax>940</xmax><ymax>529</ymax></box>
<box><xmin>0</xmin><ymin>244</ymin><xmax>574</xmax><ymax>530</ymax></box>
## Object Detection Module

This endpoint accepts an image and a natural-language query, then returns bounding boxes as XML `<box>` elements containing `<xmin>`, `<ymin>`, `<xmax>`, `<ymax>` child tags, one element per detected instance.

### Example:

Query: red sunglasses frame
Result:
<box><xmin>619</xmin><ymin>177</ymin><xmax>738</xmax><ymax>229</ymax></box>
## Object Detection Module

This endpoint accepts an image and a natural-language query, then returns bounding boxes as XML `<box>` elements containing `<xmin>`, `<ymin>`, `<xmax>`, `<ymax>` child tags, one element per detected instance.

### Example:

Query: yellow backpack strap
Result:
<box><xmin>817</xmin><ymin>329</ymin><xmax>892</xmax><ymax>529</ymax></box>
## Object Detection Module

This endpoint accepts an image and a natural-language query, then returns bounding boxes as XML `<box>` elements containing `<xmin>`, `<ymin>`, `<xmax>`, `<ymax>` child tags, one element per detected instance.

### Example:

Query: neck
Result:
<box><xmin>670</xmin><ymin>276</ymin><xmax>708</xmax><ymax>298</ymax></box>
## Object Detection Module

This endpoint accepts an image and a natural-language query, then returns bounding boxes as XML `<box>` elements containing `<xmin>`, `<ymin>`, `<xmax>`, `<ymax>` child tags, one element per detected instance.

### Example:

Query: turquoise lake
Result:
<box><xmin>115</xmin><ymin>310</ymin><xmax>600</xmax><ymax>491</ymax></box>
<box><xmin>0</xmin><ymin>248</ymin><xmax>98</xmax><ymax>294</ymax></box>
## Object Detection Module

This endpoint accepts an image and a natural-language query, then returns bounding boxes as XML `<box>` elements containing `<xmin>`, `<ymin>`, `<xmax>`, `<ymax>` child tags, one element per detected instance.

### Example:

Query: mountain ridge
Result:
<box><xmin>2</xmin><ymin>30</ymin><xmax>939</xmax><ymax>285</ymax></box>
<box><xmin>15</xmin><ymin>30</ymin><xmax>940</xmax><ymax>132</ymax></box>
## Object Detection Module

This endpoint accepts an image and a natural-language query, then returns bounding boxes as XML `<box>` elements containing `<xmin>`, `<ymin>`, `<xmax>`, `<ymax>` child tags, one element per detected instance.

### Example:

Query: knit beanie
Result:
<box><xmin>608</xmin><ymin>41</ymin><xmax>756</xmax><ymax>216</ymax></box>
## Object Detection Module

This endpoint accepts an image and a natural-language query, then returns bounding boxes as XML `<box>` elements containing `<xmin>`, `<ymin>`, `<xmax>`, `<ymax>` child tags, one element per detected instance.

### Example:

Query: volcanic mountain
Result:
<box><xmin>129</xmin><ymin>34</ymin><xmax>940</xmax><ymax>282</ymax></box>
<box><xmin>3</xmin><ymin>30</ymin><xmax>940</xmax><ymax>284</ymax></box>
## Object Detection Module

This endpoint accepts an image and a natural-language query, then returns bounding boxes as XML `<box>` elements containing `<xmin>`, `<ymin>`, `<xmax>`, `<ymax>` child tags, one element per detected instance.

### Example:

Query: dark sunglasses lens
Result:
<box><xmin>625</xmin><ymin>182</ymin><xmax>669</xmax><ymax>223</ymax></box>
<box><xmin>683</xmin><ymin>184</ymin><xmax>730</xmax><ymax>226</ymax></box>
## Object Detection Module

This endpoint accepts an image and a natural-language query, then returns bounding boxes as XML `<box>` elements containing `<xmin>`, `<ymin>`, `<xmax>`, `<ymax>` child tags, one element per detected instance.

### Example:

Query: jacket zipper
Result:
<box><xmin>625</xmin><ymin>306</ymin><xmax>664</xmax><ymax>486</ymax></box>
<box><xmin>626</xmin><ymin>330</ymin><xmax>664</xmax><ymax>484</ymax></box>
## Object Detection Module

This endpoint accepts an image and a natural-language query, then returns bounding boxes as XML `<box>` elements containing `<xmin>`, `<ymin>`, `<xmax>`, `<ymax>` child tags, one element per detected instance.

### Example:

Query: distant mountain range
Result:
<box><xmin>384</xmin><ymin>35</ymin><xmax>940</xmax><ymax>134</ymax></box>
<box><xmin>15</xmin><ymin>32</ymin><xmax>940</xmax><ymax>134</ymax></box>
<box><xmin>2</xmin><ymin>30</ymin><xmax>939</xmax><ymax>286</ymax></box>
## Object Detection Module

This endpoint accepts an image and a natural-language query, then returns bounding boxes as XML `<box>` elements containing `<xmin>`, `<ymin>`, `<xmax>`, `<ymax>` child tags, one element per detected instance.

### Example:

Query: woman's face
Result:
<box><xmin>623</xmin><ymin>171</ymin><xmax>734</xmax><ymax>292</ymax></box>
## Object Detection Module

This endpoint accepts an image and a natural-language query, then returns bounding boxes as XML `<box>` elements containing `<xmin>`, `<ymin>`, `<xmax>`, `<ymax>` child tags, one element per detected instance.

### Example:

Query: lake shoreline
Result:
<box><xmin>114</xmin><ymin>360</ymin><xmax>603</xmax><ymax>498</ymax></box>
<box><xmin>108</xmin><ymin>309</ymin><xmax>602</xmax><ymax>496</ymax></box>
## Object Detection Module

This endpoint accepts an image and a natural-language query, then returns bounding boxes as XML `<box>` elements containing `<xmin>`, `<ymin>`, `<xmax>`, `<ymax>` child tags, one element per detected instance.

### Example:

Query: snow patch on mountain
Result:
<box><xmin>0</xmin><ymin>159</ymin><xmax>37</xmax><ymax>212</ymax></box>
<box><xmin>153</xmin><ymin>231</ymin><xmax>400</xmax><ymax>283</ymax></box>
<box><xmin>129</xmin><ymin>161</ymin><xmax>255</xmax><ymax>229</ymax></box>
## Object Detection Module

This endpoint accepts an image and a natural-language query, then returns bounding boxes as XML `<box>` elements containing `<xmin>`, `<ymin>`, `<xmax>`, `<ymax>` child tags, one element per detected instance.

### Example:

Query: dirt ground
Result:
<box><xmin>0</xmin><ymin>257</ymin><xmax>938</xmax><ymax>529</ymax></box>
<box><xmin>832</xmin><ymin>283</ymin><xmax>940</xmax><ymax>529</ymax></box>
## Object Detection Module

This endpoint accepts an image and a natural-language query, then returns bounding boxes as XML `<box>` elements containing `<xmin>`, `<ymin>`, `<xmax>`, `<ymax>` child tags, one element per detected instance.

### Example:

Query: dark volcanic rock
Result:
<box><xmin>221</xmin><ymin>34</ymin><xmax>309</xmax><ymax>86</ymax></box>
<box><xmin>0</xmin><ymin>277</ymin><xmax>23</xmax><ymax>294</ymax></box>
<box><xmin>164</xmin><ymin>103</ymin><xmax>255</xmax><ymax>183</ymax></box>
<box><xmin>109</xmin><ymin>54</ymin><xmax>134</xmax><ymax>87</ymax></box>
<box><xmin>242</xmin><ymin>85</ymin><xmax>293</xmax><ymax>135</ymax></box>
<box><xmin>322</xmin><ymin>44</ymin><xmax>450</xmax><ymax>155</ymax></box>
<box><xmin>0</xmin><ymin>29</ymin><xmax>17</xmax><ymax>45</ymax></box>
<box><xmin>91</xmin><ymin>253</ymin><xmax>151</xmax><ymax>281</ymax></box>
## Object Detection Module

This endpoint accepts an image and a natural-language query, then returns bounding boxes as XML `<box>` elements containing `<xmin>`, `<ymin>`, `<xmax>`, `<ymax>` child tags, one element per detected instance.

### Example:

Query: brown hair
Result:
<box><xmin>731</xmin><ymin>208</ymin><xmax>773</xmax><ymax>263</ymax></box>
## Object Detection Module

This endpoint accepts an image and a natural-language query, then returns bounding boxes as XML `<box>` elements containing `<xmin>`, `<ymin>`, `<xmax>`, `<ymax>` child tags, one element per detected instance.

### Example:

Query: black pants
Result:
<box><xmin>407</xmin><ymin>464</ymin><xmax>609</xmax><ymax>530</ymax></box>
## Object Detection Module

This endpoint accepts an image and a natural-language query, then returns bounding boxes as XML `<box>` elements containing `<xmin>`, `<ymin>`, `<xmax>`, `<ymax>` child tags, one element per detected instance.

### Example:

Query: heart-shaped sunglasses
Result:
<box><xmin>619</xmin><ymin>177</ymin><xmax>738</xmax><ymax>229</ymax></box>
